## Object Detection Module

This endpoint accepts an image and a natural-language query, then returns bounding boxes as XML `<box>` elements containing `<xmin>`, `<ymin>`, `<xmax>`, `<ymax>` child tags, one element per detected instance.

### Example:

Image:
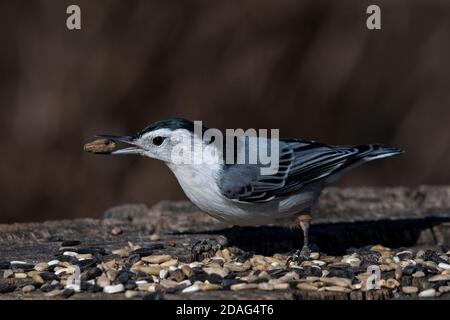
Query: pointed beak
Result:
<box><xmin>95</xmin><ymin>134</ymin><xmax>143</xmax><ymax>155</ymax></box>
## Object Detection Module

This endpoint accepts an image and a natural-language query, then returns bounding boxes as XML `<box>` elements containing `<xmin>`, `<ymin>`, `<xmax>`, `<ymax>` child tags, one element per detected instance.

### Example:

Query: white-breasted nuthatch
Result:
<box><xmin>94</xmin><ymin>118</ymin><xmax>403</xmax><ymax>261</ymax></box>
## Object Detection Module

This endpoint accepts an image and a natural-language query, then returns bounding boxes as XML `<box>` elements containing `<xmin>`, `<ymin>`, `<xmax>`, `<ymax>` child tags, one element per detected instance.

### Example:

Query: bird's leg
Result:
<box><xmin>287</xmin><ymin>214</ymin><xmax>312</xmax><ymax>264</ymax></box>
<box><xmin>298</xmin><ymin>214</ymin><xmax>312</xmax><ymax>258</ymax></box>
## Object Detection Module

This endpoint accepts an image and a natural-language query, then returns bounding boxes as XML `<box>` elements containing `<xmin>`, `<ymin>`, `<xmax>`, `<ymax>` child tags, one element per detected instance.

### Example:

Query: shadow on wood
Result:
<box><xmin>178</xmin><ymin>216</ymin><xmax>449</xmax><ymax>256</ymax></box>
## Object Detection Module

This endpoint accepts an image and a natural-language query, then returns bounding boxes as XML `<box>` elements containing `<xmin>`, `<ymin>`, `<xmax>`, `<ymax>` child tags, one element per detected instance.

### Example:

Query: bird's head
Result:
<box><xmin>97</xmin><ymin>118</ymin><xmax>213</xmax><ymax>164</ymax></box>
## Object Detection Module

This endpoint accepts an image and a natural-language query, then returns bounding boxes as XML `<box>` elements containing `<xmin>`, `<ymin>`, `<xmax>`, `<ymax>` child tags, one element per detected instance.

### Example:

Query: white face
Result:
<box><xmin>134</xmin><ymin>128</ymin><xmax>204</xmax><ymax>164</ymax></box>
<box><xmin>131</xmin><ymin>128</ymin><xmax>178</xmax><ymax>162</ymax></box>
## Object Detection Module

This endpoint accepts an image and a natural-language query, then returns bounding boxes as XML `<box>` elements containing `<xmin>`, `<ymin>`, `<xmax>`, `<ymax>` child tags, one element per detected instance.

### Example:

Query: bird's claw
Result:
<box><xmin>286</xmin><ymin>246</ymin><xmax>311</xmax><ymax>265</ymax></box>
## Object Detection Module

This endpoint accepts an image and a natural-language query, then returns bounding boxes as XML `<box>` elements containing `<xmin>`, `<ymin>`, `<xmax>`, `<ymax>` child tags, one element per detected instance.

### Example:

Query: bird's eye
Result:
<box><xmin>152</xmin><ymin>136</ymin><xmax>165</xmax><ymax>146</ymax></box>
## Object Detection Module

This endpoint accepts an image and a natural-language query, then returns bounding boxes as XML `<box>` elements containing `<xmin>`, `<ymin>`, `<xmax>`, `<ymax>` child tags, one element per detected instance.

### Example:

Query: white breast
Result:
<box><xmin>166</xmin><ymin>162</ymin><xmax>228</xmax><ymax>216</ymax></box>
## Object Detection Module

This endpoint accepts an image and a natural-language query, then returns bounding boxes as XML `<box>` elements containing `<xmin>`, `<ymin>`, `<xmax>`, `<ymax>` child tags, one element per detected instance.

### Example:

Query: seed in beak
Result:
<box><xmin>84</xmin><ymin>139</ymin><xmax>117</xmax><ymax>154</ymax></box>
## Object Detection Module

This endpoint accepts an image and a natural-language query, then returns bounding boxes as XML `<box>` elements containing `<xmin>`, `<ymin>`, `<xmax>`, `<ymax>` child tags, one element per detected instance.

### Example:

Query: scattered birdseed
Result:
<box><xmin>385</xmin><ymin>278</ymin><xmax>400</xmax><ymax>289</ymax></box>
<box><xmin>104</xmin><ymin>284</ymin><xmax>125</xmax><ymax>294</ymax></box>
<box><xmin>402</xmin><ymin>286</ymin><xmax>419</xmax><ymax>294</ymax></box>
<box><xmin>182</xmin><ymin>283</ymin><xmax>201</xmax><ymax>293</ymax></box>
<box><xmin>111</xmin><ymin>227</ymin><xmax>123</xmax><ymax>236</ymax></box>
<box><xmin>438</xmin><ymin>286</ymin><xmax>450</xmax><ymax>293</ymax></box>
<box><xmin>34</xmin><ymin>263</ymin><xmax>49</xmax><ymax>272</ymax></box>
<box><xmin>321</xmin><ymin>277</ymin><xmax>352</xmax><ymax>288</ymax></box>
<box><xmin>61</xmin><ymin>288</ymin><xmax>75</xmax><ymax>299</ymax></box>
<box><xmin>48</xmin><ymin>260</ymin><xmax>59</xmax><ymax>267</ymax></box>
<box><xmin>230</xmin><ymin>283</ymin><xmax>258</xmax><ymax>291</ymax></box>
<box><xmin>142</xmin><ymin>255</ymin><xmax>171</xmax><ymax>264</ymax></box>
<box><xmin>44</xmin><ymin>289</ymin><xmax>62</xmax><ymax>297</ymax></box>
<box><xmin>297</xmin><ymin>283</ymin><xmax>319</xmax><ymax>291</ymax></box>
<box><xmin>323</xmin><ymin>286</ymin><xmax>352</xmax><ymax>293</ymax></box>
<box><xmin>418</xmin><ymin>288</ymin><xmax>437</xmax><ymax>298</ymax></box>
<box><xmin>22</xmin><ymin>285</ymin><xmax>35</xmax><ymax>293</ymax></box>
<box><xmin>125</xmin><ymin>290</ymin><xmax>139</xmax><ymax>298</ymax></box>
<box><xmin>438</xmin><ymin>263</ymin><xmax>450</xmax><ymax>270</ymax></box>
<box><xmin>412</xmin><ymin>271</ymin><xmax>425</xmax><ymax>278</ymax></box>
<box><xmin>149</xmin><ymin>234</ymin><xmax>160</xmax><ymax>241</ymax></box>
<box><xmin>0</xmin><ymin>243</ymin><xmax>449</xmax><ymax>299</ymax></box>
<box><xmin>429</xmin><ymin>274</ymin><xmax>450</xmax><ymax>282</ymax></box>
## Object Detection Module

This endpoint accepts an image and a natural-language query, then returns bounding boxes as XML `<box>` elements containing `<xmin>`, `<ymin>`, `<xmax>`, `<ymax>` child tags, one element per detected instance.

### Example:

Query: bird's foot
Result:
<box><xmin>286</xmin><ymin>246</ymin><xmax>311</xmax><ymax>265</ymax></box>
<box><xmin>191</xmin><ymin>237</ymin><xmax>227</xmax><ymax>262</ymax></box>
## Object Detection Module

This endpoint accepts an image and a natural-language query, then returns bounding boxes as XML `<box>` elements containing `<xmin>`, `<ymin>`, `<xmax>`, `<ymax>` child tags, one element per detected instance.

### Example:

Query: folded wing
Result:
<box><xmin>219</xmin><ymin>139</ymin><xmax>402</xmax><ymax>203</ymax></box>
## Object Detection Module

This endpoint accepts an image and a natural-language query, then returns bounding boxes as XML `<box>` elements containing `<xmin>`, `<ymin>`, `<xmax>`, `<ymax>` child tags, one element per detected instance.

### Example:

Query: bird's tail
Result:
<box><xmin>360</xmin><ymin>144</ymin><xmax>405</xmax><ymax>161</ymax></box>
<box><xmin>321</xmin><ymin>144</ymin><xmax>404</xmax><ymax>185</ymax></box>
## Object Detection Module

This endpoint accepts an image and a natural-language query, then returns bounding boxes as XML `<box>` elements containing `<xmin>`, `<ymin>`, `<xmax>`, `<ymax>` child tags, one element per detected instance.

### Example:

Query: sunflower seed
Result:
<box><xmin>104</xmin><ymin>283</ymin><xmax>125</xmax><ymax>294</ymax></box>
<box><xmin>402</xmin><ymin>286</ymin><xmax>418</xmax><ymax>294</ymax></box>
<box><xmin>418</xmin><ymin>288</ymin><xmax>436</xmax><ymax>298</ymax></box>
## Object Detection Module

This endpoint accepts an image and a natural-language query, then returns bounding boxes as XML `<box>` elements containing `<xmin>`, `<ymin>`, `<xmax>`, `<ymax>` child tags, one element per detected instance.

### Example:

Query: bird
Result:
<box><xmin>93</xmin><ymin>117</ymin><xmax>403</xmax><ymax>262</ymax></box>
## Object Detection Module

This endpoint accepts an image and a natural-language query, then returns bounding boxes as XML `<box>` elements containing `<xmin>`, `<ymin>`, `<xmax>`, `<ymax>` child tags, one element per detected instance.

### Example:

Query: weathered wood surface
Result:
<box><xmin>0</xmin><ymin>186</ymin><xmax>449</xmax><ymax>300</ymax></box>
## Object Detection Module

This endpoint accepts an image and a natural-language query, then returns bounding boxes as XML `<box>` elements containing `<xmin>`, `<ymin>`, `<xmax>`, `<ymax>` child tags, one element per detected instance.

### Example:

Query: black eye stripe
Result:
<box><xmin>152</xmin><ymin>136</ymin><xmax>165</xmax><ymax>146</ymax></box>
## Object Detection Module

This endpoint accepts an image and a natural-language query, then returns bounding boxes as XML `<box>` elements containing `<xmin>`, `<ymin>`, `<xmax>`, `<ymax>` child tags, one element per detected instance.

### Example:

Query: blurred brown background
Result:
<box><xmin>0</xmin><ymin>0</ymin><xmax>449</xmax><ymax>223</ymax></box>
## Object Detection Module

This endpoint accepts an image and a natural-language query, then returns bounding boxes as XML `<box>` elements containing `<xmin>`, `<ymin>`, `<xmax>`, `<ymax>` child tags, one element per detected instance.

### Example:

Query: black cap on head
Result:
<box><xmin>133</xmin><ymin>118</ymin><xmax>208</xmax><ymax>138</ymax></box>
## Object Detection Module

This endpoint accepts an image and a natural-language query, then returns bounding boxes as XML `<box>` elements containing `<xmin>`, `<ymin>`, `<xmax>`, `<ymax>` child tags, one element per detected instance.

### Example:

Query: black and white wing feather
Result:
<box><xmin>219</xmin><ymin>139</ymin><xmax>403</xmax><ymax>203</ymax></box>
